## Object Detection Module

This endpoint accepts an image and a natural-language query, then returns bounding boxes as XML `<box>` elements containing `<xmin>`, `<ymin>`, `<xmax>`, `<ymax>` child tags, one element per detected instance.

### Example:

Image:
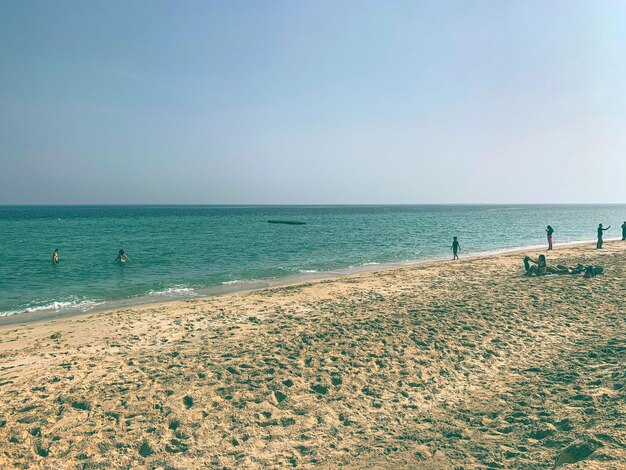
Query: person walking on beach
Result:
<box><xmin>52</xmin><ymin>248</ymin><xmax>59</xmax><ymax>264</ymax></box>
<box><xmin>622</xmin><ymin>221</ymin><xmax>626</xmax><ymax>241</ymax></box>
<box><xmin>596</xmin><ymin>224</ymin><xmax>610</xmax><ymax>249</ymax></box>
<box><xmin>546</xmin><ymin>225</ymin><xmax>554</xmax><ymax>250</ymax></box>
<box><xmin>114</xmin><ymin>249</ymin><xmax>131</xmax><ymax>263</ymax></box>
<box><xmin>451</xmin><ymin>236</ymin><xmax>461</xmax><ymax>260</ymax></box>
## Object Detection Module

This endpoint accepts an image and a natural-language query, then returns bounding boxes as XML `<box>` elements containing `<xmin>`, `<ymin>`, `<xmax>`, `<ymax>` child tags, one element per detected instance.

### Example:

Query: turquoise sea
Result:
<box><xmin>1</xmin><ymin>205</ymin><xmax>624</xmax><ymax>320</ymax></box>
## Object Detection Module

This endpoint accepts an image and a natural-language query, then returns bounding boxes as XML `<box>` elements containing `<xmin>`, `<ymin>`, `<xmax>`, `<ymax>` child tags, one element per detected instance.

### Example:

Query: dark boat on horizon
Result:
<box><xmin>267</xmin><ymin>220</ymin><xmax>306</xmax><ymax>225</ymax></box>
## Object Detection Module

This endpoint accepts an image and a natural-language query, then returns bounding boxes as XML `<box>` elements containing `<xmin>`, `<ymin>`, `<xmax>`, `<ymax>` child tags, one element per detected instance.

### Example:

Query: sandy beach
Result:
<box><xmin>0</xmin><ymin>241</ymin><xmax>624</xmax><ymax>469</ymax></box>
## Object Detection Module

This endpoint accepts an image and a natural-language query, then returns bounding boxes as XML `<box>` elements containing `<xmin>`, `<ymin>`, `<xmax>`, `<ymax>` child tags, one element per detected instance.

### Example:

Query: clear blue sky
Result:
<box><xmin>1</xmin><ymin>1</ymin><xmax>625</xmax><ymax>204</ymax></box>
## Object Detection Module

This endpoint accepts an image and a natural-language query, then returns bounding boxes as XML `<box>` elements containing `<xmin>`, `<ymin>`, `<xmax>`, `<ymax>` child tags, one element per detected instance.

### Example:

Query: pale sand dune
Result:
<box><xmin>0</xmin><ymin>242</ymin><xmax>624</xmax><ymax>469</ymax></box>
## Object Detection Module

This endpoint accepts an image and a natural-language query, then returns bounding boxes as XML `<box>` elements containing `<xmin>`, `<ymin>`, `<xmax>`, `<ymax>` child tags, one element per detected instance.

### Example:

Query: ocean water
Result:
<box><xmin>1</xmin><ymin>205</ymin><xmax>624</xmax><ymax>319</ymax></box>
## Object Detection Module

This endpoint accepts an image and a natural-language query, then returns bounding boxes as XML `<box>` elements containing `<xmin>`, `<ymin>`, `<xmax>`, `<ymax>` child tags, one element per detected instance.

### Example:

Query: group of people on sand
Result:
<box><xmin>449</xmin><ymin>221</ymin><xmax>626</xmax><ymax>261</ymax></box>
<box><xmin>523</xmin><ymin>254</ymin><xmax>603</xmax><ymax>278</ymax></box>
<box><xmin>521</xmin><ymin>221</ymin><xmax>626</xmax><ymax>278</ymax></box>
<box><xmin>52</xmin><ymin>249</ymin><xmax>130</xmax><ymax>265</ymax></box>
<box><xmin>544</xmin><ymin>223</ymin><xmax>626</xmax><ymax>251</ymax></box>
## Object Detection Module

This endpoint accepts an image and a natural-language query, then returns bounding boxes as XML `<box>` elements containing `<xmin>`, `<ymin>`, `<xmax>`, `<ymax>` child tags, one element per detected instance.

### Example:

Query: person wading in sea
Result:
<box><xmin>114</xmin><ymin>249</ymin><xmax>131</xmax><ymax>263</ymax></box>
<box><xmin>52</xmin><ymin>248</ymin><xmax>59</xmax><ymax>264</ymax></box>
<box><xmin>622</xmin><ymin>221</ymin><xmax>626</xmax><ymax>241</ymax></box>
<box><xmin>597</xmin><ymin>224</ymin><xmax>610</xmax><ymax>249</ymax></box>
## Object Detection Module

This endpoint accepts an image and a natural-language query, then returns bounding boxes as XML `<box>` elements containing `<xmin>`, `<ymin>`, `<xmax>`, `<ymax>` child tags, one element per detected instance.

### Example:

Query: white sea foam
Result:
<box><xmin>487</xmin><ymin>207</ymin><xmax>522</xmax><ymax>211</ymax></box>
<box><xmin>147</xmin><ymin>286</ymin><xmax>197</xmax><ymax>297</ymax></box>
<box><xmin>299</xmin><ymin>269</ymin><xmax>318</xmax><ymax>273</ymax></box>
<box><xmin>222</xmin><ymin>280</ymin><xmax>245</xmax><ymax>285</ymax></box>
<box><xmin>0</xmin><ymin>298</ymin><xmax>103</xmax><ymax>318</ymax></box>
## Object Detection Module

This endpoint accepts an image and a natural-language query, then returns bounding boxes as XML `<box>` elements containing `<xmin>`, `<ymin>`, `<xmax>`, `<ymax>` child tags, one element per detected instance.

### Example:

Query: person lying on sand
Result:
<box><xmin>583</xmin><ymin>265</ymin><xmax>604</xmax><ymax>278</ymax></box>
<box><xmin>555</xmin><ymin>263</ymin><xmax>585</xmax><ymax>275</ymax></box>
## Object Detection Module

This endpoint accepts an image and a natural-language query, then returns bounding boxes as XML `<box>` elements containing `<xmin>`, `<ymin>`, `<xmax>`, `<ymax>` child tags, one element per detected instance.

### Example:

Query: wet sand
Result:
<box><xmin>0</xmin><ymin>241</ymin><xmax>624</xmax><ymax>468</ymax></box>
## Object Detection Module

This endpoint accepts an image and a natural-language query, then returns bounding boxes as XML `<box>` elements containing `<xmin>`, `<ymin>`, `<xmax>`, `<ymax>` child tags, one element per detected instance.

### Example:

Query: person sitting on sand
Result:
<box><xmin>114</xmin><ymin>249</ymin><xmax>131</xmax><ymax>263</ymax></box>
<box><xmin>524</xmin><ymin>254</ymin><xmax>548</xmax><ymax>276</ymax></box>
<box><xmin>451</xmin><ymin>236</ymin><xmax>461</xmax><ymax>260</ymax></box>
<box><xmin>622</xmin><ymin>221</ymin><xmax>626</xmax><ymax>241</ymax></box>
<box><xmin>52</xmin><ymin>248</ymin><xmax>59</xmax><ymax>264</ymax></box>
<box><xmin>596</xmin><ymin>224</ymin><xmax>610</xmax><ymax>249</ymax></box>
<box><xmin>546</xmin><ymin>225</ymin><xmax>554</xmax><ymax>250</ymax></box>
<box><xmin>523</xmin><ymin>254</ymin><xmax>569</xmax><ymax>276</ymax></box>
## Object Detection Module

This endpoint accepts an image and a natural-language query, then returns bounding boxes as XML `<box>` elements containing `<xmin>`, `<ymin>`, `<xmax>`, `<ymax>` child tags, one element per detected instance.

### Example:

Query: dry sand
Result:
<box><xmin>0</xmin><ymin>241</ymin><xmax>624</xmax><ymax>469</ymax></box>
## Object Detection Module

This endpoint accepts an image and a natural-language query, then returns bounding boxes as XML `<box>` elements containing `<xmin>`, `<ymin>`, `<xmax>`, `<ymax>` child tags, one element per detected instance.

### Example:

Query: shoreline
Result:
<box><xmin>1</xmin><ymin>237</ymin><xmax>620</xmax><ymax>327</ymax></box>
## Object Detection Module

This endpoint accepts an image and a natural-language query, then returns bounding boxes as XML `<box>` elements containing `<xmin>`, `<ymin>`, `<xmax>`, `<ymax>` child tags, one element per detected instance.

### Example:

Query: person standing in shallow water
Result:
<box><xmin>622</xmin><ymin>221</ymin><xmax>626</xmax><ymax>241</ymax></box>
<box><xmin>451</xmin><ymin>236</ymin><xmax>461</xmax><ymax>260</ymax></box>
<box><xmin>546</xmin><ymin>225</ymin><xmax>554</xmax><ymax>250</ymax></box>
<box><xmin>52</xmin><ymin>248</ymin><xmax>59</xmax><ymax>264</ymax></box>
<box><xmin>597</xmin><ymin>224</ymin><xmax>610</xmax><ymax>249</ymax></box>
<box><xmin>114</xmin><ymin>249</ymin><xmax>131</xmax><ymax>263</ymax></box>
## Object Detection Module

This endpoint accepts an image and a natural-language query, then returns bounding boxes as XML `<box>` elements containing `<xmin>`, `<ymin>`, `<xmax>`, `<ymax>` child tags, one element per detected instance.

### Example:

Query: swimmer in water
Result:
<box><xmin>114</xmin><ymin>249</ymin><xmax>131</xmax><ymax>263</ymax></box>
<box><xmin>52</xmin><ymin>248</ymin><xmax>59</xmax><ymax>264</ymax></box>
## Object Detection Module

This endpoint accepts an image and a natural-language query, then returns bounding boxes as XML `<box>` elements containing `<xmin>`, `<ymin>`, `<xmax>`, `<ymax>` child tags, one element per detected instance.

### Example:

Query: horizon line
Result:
<box><xmin>2</xmin><ymin>202</ymin><xmax>626</xmax><ymax>207</ymax></box>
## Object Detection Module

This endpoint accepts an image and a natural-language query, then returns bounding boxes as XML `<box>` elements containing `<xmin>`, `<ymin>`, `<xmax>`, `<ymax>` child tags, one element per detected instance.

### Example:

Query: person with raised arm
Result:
<box><xmin>596</xmin><ymin>224</ymin><xmax>610</xmax><ymax>249</ymax></box>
